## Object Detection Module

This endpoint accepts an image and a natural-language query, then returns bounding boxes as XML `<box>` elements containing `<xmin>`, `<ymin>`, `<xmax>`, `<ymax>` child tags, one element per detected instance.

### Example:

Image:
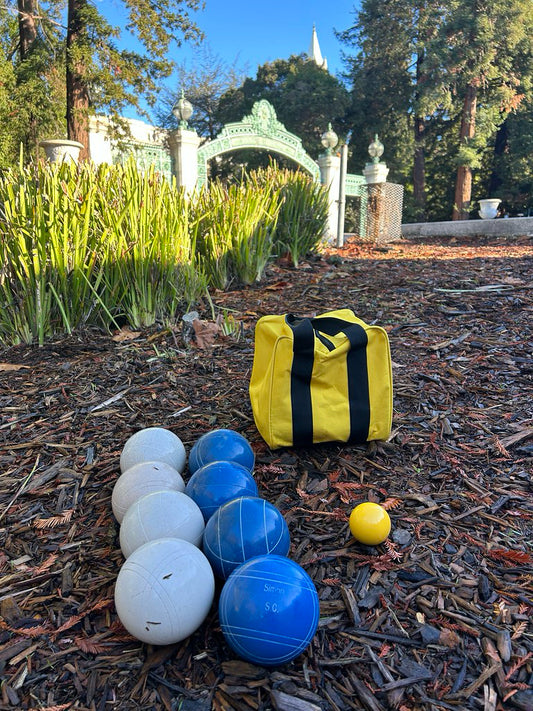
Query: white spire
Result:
<box><xmin>308</xmin><ymin>24</ymin><xmax>328</xmax><ymax>70</ymax></box>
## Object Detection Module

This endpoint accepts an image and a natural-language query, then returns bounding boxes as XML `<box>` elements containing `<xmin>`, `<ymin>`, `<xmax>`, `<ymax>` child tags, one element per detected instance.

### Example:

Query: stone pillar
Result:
<box><xmin>363</xmin><ymin>162</ymin><xmax>389</xmax><ymax>244</ymax></box>
<box><xmin>168</xmin><ymin>128</ymin><xmax>201</xmax><ymax>192</ymax></box>
<box><xmin>87</xmin><ymin>116</ymin><xmax>114</xmax><ymax>165</ymax></box>
<box><xmin>363</xmin><ymin>161</ymin><xmax>389</xmax><ymax>185</ymax></box>
<box><xmin>317</xmin><ymin>153</ymin><xmax>341</xmax><ymax>242</ymax></box>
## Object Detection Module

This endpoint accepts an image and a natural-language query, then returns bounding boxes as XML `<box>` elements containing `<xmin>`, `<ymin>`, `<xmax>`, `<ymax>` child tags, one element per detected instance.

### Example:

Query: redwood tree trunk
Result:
<box><xmin>18</xmin><ymin>0</ymin><xmax>37</xmax><ymax>59</ymax></box>
<box><xmin>453</xmin><ymin>82</ymin><xmax>478</xmax><ymax>220</ymax></box>
<box><xmin>18</xmin><ymin>0</ymin><xmax>38</xmax><ymax>154</ymax></box>
<box><xmin>413</xmin><ymin>116</ymin><xmax>426</xmax><ymax>221</ymax></box>
<box><xmin>66</xmin><ymin>0</ymin><xmax>90</xmax><ymax>160</ymax></box>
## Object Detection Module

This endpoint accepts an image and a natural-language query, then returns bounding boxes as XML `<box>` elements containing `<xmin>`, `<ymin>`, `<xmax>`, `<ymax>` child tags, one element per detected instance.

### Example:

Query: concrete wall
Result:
<box><xmin>402</xmin><ymin>216</ymin><xmax>533</xmax><ymax>239</ymax></box>
<box><xmin>88</xmin><ymin>115</ymin><xmax>169</xmax><ymax>166</ymax></box>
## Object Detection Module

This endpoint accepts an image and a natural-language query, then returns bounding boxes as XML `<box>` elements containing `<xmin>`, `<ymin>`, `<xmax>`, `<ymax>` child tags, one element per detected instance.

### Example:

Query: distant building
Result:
<box><xmin>307</xmin><ymin>24</ymin><xmax>328</xmax><ymax>70</ymax></box>
<box><xmin>88</xmin><ymin>114</ymin><xmax>172</xmax><ymax>180</ymax></box>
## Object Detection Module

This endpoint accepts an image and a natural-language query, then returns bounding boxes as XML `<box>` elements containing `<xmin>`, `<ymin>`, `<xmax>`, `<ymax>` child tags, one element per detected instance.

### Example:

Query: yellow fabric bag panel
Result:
<box><xmin>249</xmin><ymin>309</ymin><xmax>393</xmax><ymax>449</ymax></box>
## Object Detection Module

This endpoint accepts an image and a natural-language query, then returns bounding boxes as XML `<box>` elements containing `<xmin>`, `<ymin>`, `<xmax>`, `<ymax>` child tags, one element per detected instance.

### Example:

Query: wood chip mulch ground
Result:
<box><xmin>0</xmin><ymin>234</ymin><xmax>532</xmax><ymax>711</ymax></box>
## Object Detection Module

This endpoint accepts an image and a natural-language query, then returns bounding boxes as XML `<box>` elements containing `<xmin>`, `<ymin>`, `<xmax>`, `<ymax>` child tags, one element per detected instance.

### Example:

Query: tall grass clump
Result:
<box><xmin>95</xmin><ymin>161</ymin><xmax>206</xmax><ymax>328</ymax></box>
<box><xmin>0</xmin><ymin>160</ymin><xmax>106</xmax><ymax>345</ymax></box>
<box><xmin>195</xmin><ymin>180</ymin><xmax>280</xmax><ymax>289</ymax></box>
<box><xmin>0</xmin><ymin>159</ymin><xmax>206</xmax><ymax>345</ymax></box>
<box><xmin>0</xmin><ymin>158</ymin><xmax>329</xmax><ymax>346</ymax></box>
<box><xmin>253</xmin><ymin>165</ymin><xmax>329</xmax><ymax>267</ymax></box>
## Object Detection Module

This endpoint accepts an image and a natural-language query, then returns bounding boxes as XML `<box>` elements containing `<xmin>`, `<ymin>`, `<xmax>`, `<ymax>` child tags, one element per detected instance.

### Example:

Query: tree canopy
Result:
<box><xmin>156</xmin><ymin>45</ymin><xmax>247</xmax><ymax>141</ymax></box>
<box><xmin>66</xmin><ymin>0</ymin><xmax>203</xmax><ymax>158</ymax></box>
<box><xmin>1</xmin><ymin>0</ymin><xmax>532</xmax><ymax>220</ymax></box>
<box><xmin>0</xmin><ymin>3</ymin><xmax>65</xmax><ymax>165</ymax></box>
<box><xmin>339</xmin><ymin>0</ymin><xmax>533</xmax><ymax>220</ymax></box>
<box><xmin>215</xmin><ymin>54</ymin><xmax>351</xmax><ymax>159</ymax></box>
<box><xmin>0</xmin><ymin>0</ymin><xmax>202</xmax><ymax>162</ymax></box>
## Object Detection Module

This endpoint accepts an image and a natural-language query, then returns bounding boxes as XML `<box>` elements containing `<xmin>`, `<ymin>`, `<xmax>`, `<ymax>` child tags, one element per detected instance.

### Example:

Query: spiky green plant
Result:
<box><xmin>194</xmin><ymin>183</ymin><xmax>232</xmax><ymax>290</ymax></box>
<box><xmin>0</xmin><ymin>159</ymin><xmax>206</xmax><ymax>344</ymax></box>
<box><xmin>226</xmin><ymin>181</ymin><xmax>280</xmax><ymax>285</ymax></box>
<box><xmin>195</xmin><ymin>180</ymin><xmax>280</xmax><ymax>288</ymax></box>
<box><xmin>93</xmin><ymin>160</ymin><xmax>206</xmax><ymax>328</ymax></box>
<box><xmin>0</xmin><ymin>159</ymin><xmax>328</xmax><ymax>346</ymax></box>
<box><xmin>0</xmin><ymin>160</ymin><xmax>106</xmax><ymax>344</ymax></box>
<box><xmin>251</xmin><ymin>165</ymin><xmax>329</xmax><ymax>267</ymax></box>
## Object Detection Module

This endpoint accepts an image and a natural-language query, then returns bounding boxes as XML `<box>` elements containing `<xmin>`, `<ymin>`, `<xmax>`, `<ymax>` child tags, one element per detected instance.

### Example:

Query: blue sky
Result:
<box><xmin>100</xmin><ymin>0</ymin><xmax>360</xmax><ymax>121</ymax></box>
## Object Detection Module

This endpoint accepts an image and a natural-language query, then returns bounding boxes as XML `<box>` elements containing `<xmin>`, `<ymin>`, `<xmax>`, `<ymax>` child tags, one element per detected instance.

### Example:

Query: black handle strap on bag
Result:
<box><xmin>286</xmin><ymin>315</ymin><xmax>370</xmax><ymax>446</ymax></box>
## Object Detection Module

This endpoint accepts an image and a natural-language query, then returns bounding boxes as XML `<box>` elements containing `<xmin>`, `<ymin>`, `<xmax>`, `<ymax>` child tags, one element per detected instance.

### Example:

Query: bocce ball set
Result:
<box><xmin>111</xmin><ymin>426</ymin><xmax>392</xmax><ymax>666</ymax></box>
<box><xmin>112</xmin><ymin>427</ymin><xmax>319</xmax><ymax>666</ymax></box>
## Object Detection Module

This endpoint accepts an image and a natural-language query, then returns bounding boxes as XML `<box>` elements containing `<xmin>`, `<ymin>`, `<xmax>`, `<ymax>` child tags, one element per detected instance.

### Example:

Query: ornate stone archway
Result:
<box><xmin>197</xmin><ymin>100</ymin><xmax>320</xmax><ymax>186</ymax></box>
<box><xmin>88</xmin><ymin>102</ymin><xmax>372</xmax><ymax>241</ymax></box>
<box><xmin>168</xmin><ymin>99</ymin><xmax>370</xmax><ymax>240</ymax></box>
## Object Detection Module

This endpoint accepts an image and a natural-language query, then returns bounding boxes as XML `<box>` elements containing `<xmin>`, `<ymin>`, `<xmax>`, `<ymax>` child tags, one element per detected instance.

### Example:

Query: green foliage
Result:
<box><xmin>194</xmin><ymin>179</ymin><xmax>280</xmax><ymax>289</ymax></box>
<box><xmin>483</xmin><ymin>99</ymin><xmax>533</xmax><ymax>215</ymax></box>
<box><xmin>0</xmin><ymin>5</ymin><xmax>66</xmax><ymax>164</ymax></box>
<box><xmin>216</xmin><ymin>55</ymin><xmax>351</xmax><ymax>159</ymax></box>
<box><xmin>251</xmin><ymin>165</ymin><xmax>329</xmax><ymax>267</ymax></box>
<box><xmin>0</xmin><ymin>161</ymin><xmax>328</xmax><ymax>345</ymax></box>
<box><xmin>455</xmin><ymin>142</ymin><xmax>483</xmax><ymax>171</ymax></box>
<box><xmin>64</xmin><ymin>0</ymin><xmax>203</xmax><ymax>127</ymax></box>
<box><xmin>155</xmin><ymin>45</ymin><xmax>249</xmax><ymax>181</ymax></box>
<box><xmin>337</xmin><ymin>0</ymin><xmax>415</xmax><ymax>180</ymax></box>
<box><xmin>157</xmin><ymin>45</ymin><xmax>247</xmax><ymax>139</ymax></box>
<box><xmin>0</xmin><ymin>2</ymin><xmax>202</xmax><ymax>160</ymax></box>
<box><xmin>0</xmin><ymin>52</ymin><xmax>18</xmax><ymax>166</ymax></box>
<box><xmin>0</xmin><ymin>160</ymin><xmax>205</xmax><ymax>343</ymax></box>
<box><xmin>0</xmin><ymin>161</ymin><xmax>105</xmax><ymax>344</ymax></box>
<box><xmin>94</xmin><ymin>161</ymin><xmax>206</xmax><ymax>328</ymax></box>
<box><xmin>339</xmin><ymin>0</ymin><xmax>533</xmax><ymax>220</ymax></box>
<box><xmin>194</xmin><ymin>166</ymin><xmax>328</xmax><ymax>289</ymax></box>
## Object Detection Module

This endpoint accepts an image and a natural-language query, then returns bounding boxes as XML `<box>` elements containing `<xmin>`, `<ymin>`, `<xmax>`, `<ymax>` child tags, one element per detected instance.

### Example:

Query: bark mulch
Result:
<box><xmin>0</xmin><ymin>234</ymin><xmax>532</xmax><ymax>711</ymax></box>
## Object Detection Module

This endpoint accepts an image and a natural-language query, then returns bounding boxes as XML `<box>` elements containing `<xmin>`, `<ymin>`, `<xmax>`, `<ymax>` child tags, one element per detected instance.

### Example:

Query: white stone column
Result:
<box><xmin>363</xmin><ymin>162</ymin><xmax>390</xmax><ymax>243</ymax></box>
<box><xmin>88</xmin><ymin>116</ymin><xmax>114</xmax><ymax>165</ymax></box>
<box><xmin>168</xmin><ymin>128</ymin><xmax>201</xmax><ymax>192</ymax></box>
<box><xmin>317</xmin><ymin>153</ymin><xmax>341</xmax><ymax>242</ymax></box>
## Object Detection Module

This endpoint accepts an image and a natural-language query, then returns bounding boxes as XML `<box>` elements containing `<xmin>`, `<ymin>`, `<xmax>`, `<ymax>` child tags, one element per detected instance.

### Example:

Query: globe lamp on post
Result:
<box><xmin>368</xmin><ymin>133</ymin><xmax>384</xmax><ymax>164</ymax></box>
<box><xmin>363</xmin><ymin>132</ymin><xmax>389</xmax><ymax>184</ymax></box>
<box><xmin>173</xmin><ymin>90</ymin><xmax>193</xmax><ymax>129</ymax></box>
<box><xmin>320</xmin><ymin>123</ymin><xmax>338</xmax><ymax>155</ymax></box>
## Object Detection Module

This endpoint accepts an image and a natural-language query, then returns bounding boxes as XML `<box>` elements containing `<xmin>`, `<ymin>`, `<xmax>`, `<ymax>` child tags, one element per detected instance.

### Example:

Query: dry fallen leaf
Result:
<box><xmin>111</xmin><ymin>328</ymin><xmax>141</xmax><ymax>342</ymax></box>
<box><xmin>0</xmin><ymin>363</ymin><xmax>30</xmax><ymax>371</ymax></box>
<box><xmin>439</xmin><ymin>628</ymin><xmax>461</xmax><ymax>648</ymax></box>
<box><xmin>192</xmin><ymin>318</ymin><xmax>220</xmax><ymax>348</ymax></box>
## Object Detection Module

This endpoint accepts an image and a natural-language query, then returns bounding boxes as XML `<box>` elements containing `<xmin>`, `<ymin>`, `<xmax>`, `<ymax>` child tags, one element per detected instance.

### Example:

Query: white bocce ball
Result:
<box><xmin>114</xmin><ymin>538</ymin><xmax>215</xmax><ymax>645</ymax></box>
<box><xmin>112</xmin><ymin>461</ymin><xmax>185</xmax><ymax>523</ymax></box>
<box><xmin>120</xmin><ymin>427</ymin><xmax>186</xmax><ymax>474</ymax></box>
<box><xmin>120</xmin><ymin>490</ymin><xmax>205</xmax><ymax>558</ymax></box>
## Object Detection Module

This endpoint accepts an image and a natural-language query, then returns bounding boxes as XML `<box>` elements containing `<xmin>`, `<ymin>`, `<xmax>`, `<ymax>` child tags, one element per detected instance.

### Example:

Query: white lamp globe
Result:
<box><xmin>120</xmin><ymin>427</ymin><xmax>186</xmax><ymax>474</ymax></box>
<box><xmin>120</xmin><ymin>490</ymin><xmax>205</xmax><ymax>558</ymax></box>
<box><xmin>114</xmin><ymin>538</ymin><xmax>215</xmax><ymax>645</ymax></box>
<box><xmin>112</xmin><ymin>461</ymin><xmax>185</xmax><ymax>523</ymax></box>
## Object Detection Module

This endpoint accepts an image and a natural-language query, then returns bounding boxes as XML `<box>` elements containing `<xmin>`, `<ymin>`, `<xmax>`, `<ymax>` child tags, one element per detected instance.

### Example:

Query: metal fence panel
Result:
<box><xmin>364</xmin><ymin>182</ymin><xmax>404</xmax><ymax>244</ymax></box>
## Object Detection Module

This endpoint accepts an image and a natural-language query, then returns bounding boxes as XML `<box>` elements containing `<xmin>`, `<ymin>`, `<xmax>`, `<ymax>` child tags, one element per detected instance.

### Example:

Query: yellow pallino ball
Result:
<box><xmin>349</xmin><ymin>502</ymin><xmax>391</xmax><ymax>545</ymax></box>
